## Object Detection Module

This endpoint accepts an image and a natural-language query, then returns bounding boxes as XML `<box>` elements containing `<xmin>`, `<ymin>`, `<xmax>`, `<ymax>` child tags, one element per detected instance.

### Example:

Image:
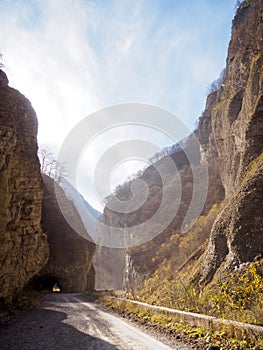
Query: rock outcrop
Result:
<box><xmin>198</xmin><ymin>0</ymin><xmax>263</xmax><ymax>282</ymax></box>
<box><xmin>39</xmin><ymin>174</ymin><xmax>95</xmax><ymax>292</ymax></box>
<box><xmin>0</xmin><ymin>70</ymin><xmax>49</xmax><ymax>303</ymax></box>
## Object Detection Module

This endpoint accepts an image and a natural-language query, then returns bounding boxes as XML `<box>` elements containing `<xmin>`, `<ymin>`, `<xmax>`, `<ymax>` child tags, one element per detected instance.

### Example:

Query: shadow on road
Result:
<box><xmin>0</xmin><ymin>307</ymin><xmax>118</xmax><ymax>350</ymax></box>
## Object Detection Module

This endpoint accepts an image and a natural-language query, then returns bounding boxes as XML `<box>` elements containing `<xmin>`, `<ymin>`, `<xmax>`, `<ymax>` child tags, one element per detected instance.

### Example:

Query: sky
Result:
<box><xmin>0</xmin><ymin>0</ymin><xmax>237</xmax><ymax>211</ymax></box>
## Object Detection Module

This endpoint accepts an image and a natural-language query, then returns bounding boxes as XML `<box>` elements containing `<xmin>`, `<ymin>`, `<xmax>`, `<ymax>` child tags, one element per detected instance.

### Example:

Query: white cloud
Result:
<box><xmin>0</xmin><ymin>0</ymin><xmax>101</xmax><ymax>152</ymax></box>
<box><xmin>0</xmin><ymin>0</ymin><xmax>235</xmax><ymax>210</ymax></box>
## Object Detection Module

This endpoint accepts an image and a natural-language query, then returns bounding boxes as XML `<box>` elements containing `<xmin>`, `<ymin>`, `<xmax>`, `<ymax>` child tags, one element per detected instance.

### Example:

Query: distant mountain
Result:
<box><xmin>59</xmin><ymin>177</ymin><xmax>101</xmax><ymax>240</ymax></box>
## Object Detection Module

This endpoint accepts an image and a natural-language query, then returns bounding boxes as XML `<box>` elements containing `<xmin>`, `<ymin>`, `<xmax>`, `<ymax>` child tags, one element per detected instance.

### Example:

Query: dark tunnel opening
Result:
<box><xmin>28</xmin><ymin>275</ymin><xmax>62</xmax><ymax>292</ymax></box>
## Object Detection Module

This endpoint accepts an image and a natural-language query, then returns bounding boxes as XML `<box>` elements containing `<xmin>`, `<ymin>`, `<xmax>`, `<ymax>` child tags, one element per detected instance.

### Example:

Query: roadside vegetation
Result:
<box><xmin>101</xmin><ymin>296</ymin><xmax>263</xmax><ymax>350</ymax></box>
<box><xmin>135</xmin><ymin>259</ymin><xmax>263</xmax><ymax>326</ymax></box>
<box><xmin>113</xmin><ymin>194</ymin><xmax>263</xmax><ymax>348</ymax></box>
<box><xmin>118</xmin><ymin>183</ymin><xmax>263</xmax><ymax>327</ymax></box>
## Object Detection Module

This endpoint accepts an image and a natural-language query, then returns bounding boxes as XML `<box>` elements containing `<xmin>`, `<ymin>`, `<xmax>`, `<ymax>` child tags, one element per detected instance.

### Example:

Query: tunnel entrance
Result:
<box><xmin>28</xmin><ymin>275</ymin><xmax>62</xmax><ymax>292</ymax></box>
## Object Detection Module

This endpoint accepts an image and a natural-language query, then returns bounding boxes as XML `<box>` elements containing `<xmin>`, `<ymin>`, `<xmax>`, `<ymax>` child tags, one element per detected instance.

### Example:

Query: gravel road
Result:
<box><xmin>0</xmin><ymin>293</ymin><xmax>193</xmax><ymax>350</ymax></box>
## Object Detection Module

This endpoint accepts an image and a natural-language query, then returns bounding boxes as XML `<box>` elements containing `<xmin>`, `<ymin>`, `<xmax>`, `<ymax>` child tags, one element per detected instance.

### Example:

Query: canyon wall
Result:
<box><xmin>0</xmin><ymin>70</ymin><xmax>96</xmax><ymax>300</ymax></box>
<box><xmin>0</xmin><ymin>70</ymin><xmax>49</xmax><ymax>303</ymax></box>
<box><xmin>198</xmin><ymin>0</ymin><xmax>263</xmax><ymax>282</ymax></box>
<box><xmin>40</xmin><ymin>174</ymin><xmax>95</xmax><ymax>292</ymax></box>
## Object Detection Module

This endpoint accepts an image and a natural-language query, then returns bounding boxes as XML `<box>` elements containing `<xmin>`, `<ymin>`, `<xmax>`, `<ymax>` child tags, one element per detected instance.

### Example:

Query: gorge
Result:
<box><xmin>0</xmin><ymin>1</ymin><xmax>262</xmax><ymax>332</ymax></box>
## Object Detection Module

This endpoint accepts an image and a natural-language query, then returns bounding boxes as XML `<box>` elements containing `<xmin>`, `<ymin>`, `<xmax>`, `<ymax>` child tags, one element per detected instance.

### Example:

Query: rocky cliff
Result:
<box><xmin>39</xmin><ymin>174</ymin><xmax>95</xmax><ymax>292</ymax></box>
<box><xmin>95</xmin><ymin>0</ymin><xmax>263</xmax><ymax>291</ymax></box>
<box><xmin>0</xmin><ymin>70</ymin><xmax>49</xmax><ymax>303</ymax></box>
<box><xmin>198</xmin><ymin>0</ymin><xmax>263</xmax><ymax>282</ymax></box>
<box><xmin>94</xmin><ymin>246</ymin><xmax>125</xmax><ymax>290</ymax></box>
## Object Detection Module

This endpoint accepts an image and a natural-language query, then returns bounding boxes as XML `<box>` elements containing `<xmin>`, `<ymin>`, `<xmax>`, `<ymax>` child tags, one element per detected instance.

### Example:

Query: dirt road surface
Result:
<box><xmin>0</xmin><ymin>293</ymin><xmax>193</xmax><ymax>350</ymax></box>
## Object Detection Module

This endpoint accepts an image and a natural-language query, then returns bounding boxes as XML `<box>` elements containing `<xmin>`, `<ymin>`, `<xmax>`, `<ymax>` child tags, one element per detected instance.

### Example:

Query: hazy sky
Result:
<box><xmin>0</xmin><ymin>0</ymin><xmax>237</xmax><ymax>210</ymax></box>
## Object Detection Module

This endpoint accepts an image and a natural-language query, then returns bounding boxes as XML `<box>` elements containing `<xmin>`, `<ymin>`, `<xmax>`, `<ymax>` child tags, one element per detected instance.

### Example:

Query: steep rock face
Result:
<box><xmin>201</xmin><ymin>156</ymin><xmax>263</xmax><ymax>282</ymax></box>
<box><xmin>94</xmin><ymin>246</ymin><xmax>125</xmax><ymax>290</ymax></box>
<box><xmin>0</xmin><ymin>70</ymin><xmax>49</xmax><ymax>302</ymax></box>
<box><xmin>198</xmin><ymin>92</ymin><xmax>220</xmax><ymax>165</ymax></box>
<box><xmin>40</xmin><ymin>174</ymin><xmax>95</xmax><ymax>292</ymax></box>
<box><xmin>199</xmin><ymin>0</ymin><xmax>263</xmax><ymax>282</ymax></box>
<box><xmin>212</xmin><ymin>0</ymin><xmax>263</xmax><ymax>196</ymax></box>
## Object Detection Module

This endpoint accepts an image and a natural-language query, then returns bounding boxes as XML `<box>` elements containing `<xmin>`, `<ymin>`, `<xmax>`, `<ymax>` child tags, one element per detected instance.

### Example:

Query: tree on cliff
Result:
<box><xmin>0</xmin><ymin>51</ymin><xmax>4</xmax><ymax>68</ymax></box>
<box><xmin>207</xmin><ymin>68</ymin><xmax>227</xmax><ymax>94</ymax></box>
<box><xmin>38</xmin><ymin>145</ymin><xmax>67</xmax><ymax>183</ymax></box>
<box><xmin>235</xmin><ymin>0</ymin><xmax>242</xmax><ymax>8</ymax></box>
